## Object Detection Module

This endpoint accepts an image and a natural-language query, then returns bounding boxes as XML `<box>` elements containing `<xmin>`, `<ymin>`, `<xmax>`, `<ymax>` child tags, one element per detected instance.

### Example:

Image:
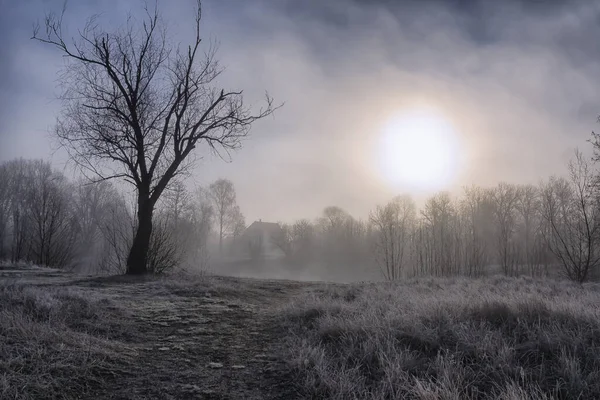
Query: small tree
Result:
<box><xmin>229</xmin><ymin>205</ymin><xmax>246</xmax><ymax>248</ymax></box>
<box><xmin>540</xmin><ymin>150</ymin><xmax>600</xmax><ymax>282</ymax></box>
<box><xmin>33</xmin><ymin>1</ymin><xmax>277</xmax><ymax>274</ymax></box>
<box><xmin>207</xmin><ymin>178</ymin><xmax>240</xmax><ymax>254</ymax></box>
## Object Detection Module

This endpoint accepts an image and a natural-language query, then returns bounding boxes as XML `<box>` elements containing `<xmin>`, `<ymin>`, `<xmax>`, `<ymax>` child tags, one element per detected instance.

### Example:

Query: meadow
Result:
<box><xmin>3</xmin><ymin>263</ymin><xmax>599</xmax><ymax>399</ymax></box>
<box><xmin>280</xmin><ymin>276</ymin><xmax>600</xmax><ymax>399</ymax></box>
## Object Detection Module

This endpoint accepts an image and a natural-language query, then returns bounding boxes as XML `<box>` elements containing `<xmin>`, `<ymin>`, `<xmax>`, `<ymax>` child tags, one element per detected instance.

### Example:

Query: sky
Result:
<box><xmin>1</xmin><ymin>0</ymin><xmax>600</xmax><ymax>223</ymax></box>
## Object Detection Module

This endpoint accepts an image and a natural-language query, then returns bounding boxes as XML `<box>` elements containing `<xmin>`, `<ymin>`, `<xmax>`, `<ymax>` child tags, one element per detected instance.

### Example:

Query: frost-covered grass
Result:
<box><xmin>6</xmin><ymin>262</ymin><xmax>599</xmax><ymax>399</ymax></box>
<box><xmin>0</xmin><ymin>266</ymin><xmax>303</xmax><ymax>399</ymax></box>
<box><xmin>0</xmin><ymin>281</ymin><xmax>134</xmax><ymax>399</ymax></box>
<box><xmin>280</xmin><ymin>276</ymin><xmax>600</xmax><ymax>399</ymax></box>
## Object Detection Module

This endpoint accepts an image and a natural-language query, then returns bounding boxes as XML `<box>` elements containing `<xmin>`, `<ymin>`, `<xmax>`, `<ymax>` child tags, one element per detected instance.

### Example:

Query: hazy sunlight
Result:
<box><xmin>378</xmin><ymin>109</ymin><xmax>460</xmax><ymax>191</ymax></box>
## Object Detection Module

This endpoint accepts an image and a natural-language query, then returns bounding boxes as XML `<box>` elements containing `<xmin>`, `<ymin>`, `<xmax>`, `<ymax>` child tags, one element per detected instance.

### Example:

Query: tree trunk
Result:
<box><xmin>126</xmin><ymin>197</ymin><xmax>154</xmax><ymax>275</ymax></box>
<box><xmin>219</xmin><ymin>220</ymin><xmax>223</xmax><ymax>255</ymax></box>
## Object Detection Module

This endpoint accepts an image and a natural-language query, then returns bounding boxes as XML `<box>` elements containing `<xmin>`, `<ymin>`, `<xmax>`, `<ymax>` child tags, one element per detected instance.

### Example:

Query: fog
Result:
<box><xmin>2</xmin><ymin>0</ymin><xmax>600</xmax><ymax>282</ymax></box>
<box><xmin>1</xmin><ymin>0</ymin><xmax>599</xmax><ymax>222</ymax></box>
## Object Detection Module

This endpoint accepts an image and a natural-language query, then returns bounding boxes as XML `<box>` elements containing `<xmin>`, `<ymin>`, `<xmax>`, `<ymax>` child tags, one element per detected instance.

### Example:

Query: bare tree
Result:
<box><xmin>271</xmin><ymin>219</ymin><xmax>315</xmax><ymax>264</ymax></box>
<box><xmin>370</xmin><ymin>195</ymin><xmax>416</xmax><ymax>280</ymax></box>
<box><xmin>419</xmin><ymin>192</ymin><xmax>457</xmax><ymax>276</ymax></box>
<box><xmin>207</xmin><ymin>178</ymin><xmax>239</xmax><ymax>254</ymax></box>
<box><xmin>320</xmin><ymin>206</ymin><xmax>349</xmax><ymax>233</ymax></box>
<box><xmin>1</xmin><ymin>158</ymin><xmax>133</xmax><ymax>272</ymax></box>
<box><xmin>515</xmin><ymin>184</ymin><xmax>543</xmax><ymax>276</ymax></box>
<box><xmin>97</xmin><ymin>189</ymin><xmax>134</xmax><ymax>274</ymax></box>
<box><xmin>0</xmin><ymin>159</ymin><xmax>76</xmax><ymax>267</ymax></box>
<box><xmin>149</xmin><ymin>182</ymin><xmax>217</xmax><ymax>272</ymax></box>
<box><xmin>540</xmin><ymin>150</ymin><xmax>600</xmax><ymax>282</ymax></box>
<box><xmin>71</xmin><ymin>180</ymin><xmax>121</xmax><ymax>272</ymax></box>
<box><xmin>490</xmin><ymin>183</ymin><xmax>520</xmax><ymax>276</ymax></box>
<box><xmin>187</xmin><ymin>188</ymin><xmax>214</xmax><ymax>269</ymax></box>
<box><xmin>0</xmin><ymin>164</ymin><xmax>10</xmax><ymax>259</ymax></box>
<box><xmin>4</xmin><ymin>159</ymin><xmax>32</xmax><ymax>261</ymax></box>
<box><xmin>291</xmin><ymin>219</ymin><xmax>314</xmax><ymax>263</ymax></box>
<box><xmin>146</xmin><ymin>213</ymin><xmax>181</xmax><ymax>274</ymax></box>
<box><xmin>161</xmin><ymin>181</ymin><xmax>191</xmax><ymax>224</ymax></box>
<box><xmin>32</xmin><ymin>1</ymin><xmax>277</xmax><ymax>274</ymax></box>
<box><xmin>460</xmin><ymin>185</ymin><xmax>491</xmax><ymax>276</ymax></box>
<box><xmin>229</xmin><ymin>205</ymin><xmax>246</xmax><ymax>247</ymax></box>
<box><xmin>317</xmin><ymin>206</ymin><xmax>351</xmax><ymax>263</ymax></box>
<box><xmin>16</xmin><ymin>161</ymin><xmax>76</xmax><ymax>267</ymax></box>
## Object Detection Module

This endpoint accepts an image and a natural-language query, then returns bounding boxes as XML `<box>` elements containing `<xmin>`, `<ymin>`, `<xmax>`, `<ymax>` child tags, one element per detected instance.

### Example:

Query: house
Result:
<box><xmin>238</xmin><ymin>220</ymin><xmax>286</xmax><ymax>260</ymax></box>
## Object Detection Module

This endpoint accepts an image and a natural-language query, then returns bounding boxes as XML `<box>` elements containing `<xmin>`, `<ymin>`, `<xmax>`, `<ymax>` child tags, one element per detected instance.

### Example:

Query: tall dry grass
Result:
<box><xmin>0</xmin><ymin>281</ymin><xmax>133</xmax><ymax>399</ymax></box>
<box><xmin>280</xmin><ymin>276</ymin><xmax>600</xmax><ymax>399</ymax></box>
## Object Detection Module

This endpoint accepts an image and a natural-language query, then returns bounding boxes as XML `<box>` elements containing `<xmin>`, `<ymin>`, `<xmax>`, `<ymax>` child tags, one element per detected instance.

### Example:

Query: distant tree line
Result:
<box><xmin>0</xmin><ymin>159</ymin><xmax>126</xmax><ymax>271</ymax></box>
<box><xmin>266</xmin><ymin>149</ymin><xmax>600</xmax><ymax>283</ymax></box>
<box><xmin>0</xmin><ymin>159</ymin><xmax>243</xmax><ymax>274</ymax></box>
<box><xmin>3</xmin><ymin>149</ymin><xmax>600</xmax><ymax>283</ymax></box>
<box><xmin>368</xmin><ymin>149</ymin><xmax>600</xmax><ymax>283</ymax></box>
<box><xmin>272</xmin><ymin>206</ymin><xmax>372</xmax><ymax>275</ymax></box>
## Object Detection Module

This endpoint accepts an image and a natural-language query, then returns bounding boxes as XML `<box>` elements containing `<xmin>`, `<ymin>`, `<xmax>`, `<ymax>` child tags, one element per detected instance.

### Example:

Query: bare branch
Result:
<box><xmin>32</xmin><ymin>0</ymin><xmax>280</xmax><ymax>274</ymax></box>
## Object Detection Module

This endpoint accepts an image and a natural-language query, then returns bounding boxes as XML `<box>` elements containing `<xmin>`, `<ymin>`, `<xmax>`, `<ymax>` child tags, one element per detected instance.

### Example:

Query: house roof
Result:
<box><xmin>243</xmin><ymin>221</ymin><xmax>282</xmax><ymax>237</ymax></box>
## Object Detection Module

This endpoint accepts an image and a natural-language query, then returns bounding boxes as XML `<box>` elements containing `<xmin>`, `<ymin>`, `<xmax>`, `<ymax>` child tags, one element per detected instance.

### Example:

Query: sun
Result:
<box><xmin>378</xmin><ymin>109</ymin><xmax>460</xmax><ymax>191</ymax></box>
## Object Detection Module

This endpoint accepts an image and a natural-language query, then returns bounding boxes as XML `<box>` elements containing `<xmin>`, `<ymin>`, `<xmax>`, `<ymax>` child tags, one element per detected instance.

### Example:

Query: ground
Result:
<box><xmin>0</xmin><ymin>264</ymin><xmax>321</xmax><ymax>400</ymax></box>
<box><xmin>4</xmin><ymin>265</ymin><xmax>600</xmax><ymax>400</ymax></box>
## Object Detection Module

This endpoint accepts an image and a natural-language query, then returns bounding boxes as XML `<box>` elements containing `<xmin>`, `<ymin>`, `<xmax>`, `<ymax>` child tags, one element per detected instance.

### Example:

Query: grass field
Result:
<box><xmin>0</xmin><ymin>263</ymin><xmax>307</xmax><ymax>399</ymax></box>
<box><xmin>3</xmin><ymin>263</ymin><xmax>600</xmax><ymax>399</ymax></box>
<box><xmin>280</xmin><ymin>276</ymin><xmax>600</xmax><ymax>399</ymax></box>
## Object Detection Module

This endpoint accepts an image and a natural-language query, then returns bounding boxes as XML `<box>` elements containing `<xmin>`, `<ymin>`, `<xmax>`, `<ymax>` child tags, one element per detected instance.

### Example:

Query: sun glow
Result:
<box><xmin>378</xmin><ymin>109</ymin><xmax>460</xmax><ymax>191</ymax></box>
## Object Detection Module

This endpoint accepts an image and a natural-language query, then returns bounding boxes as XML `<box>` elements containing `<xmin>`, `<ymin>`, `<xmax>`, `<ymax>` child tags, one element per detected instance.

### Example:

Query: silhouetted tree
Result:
<box><xmin>540</xmin><ymin>151</ymin><xmax>600</xmax><ymax>282</ymax></box>
<box><xmin>32</xmin><ymin>1</ymin><xmax>276</xmax><ymax>274</ymax></box>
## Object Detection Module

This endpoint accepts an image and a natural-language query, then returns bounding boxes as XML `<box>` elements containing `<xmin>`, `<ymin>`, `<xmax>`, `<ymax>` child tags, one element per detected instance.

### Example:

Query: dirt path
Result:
<box><xmin>4</xmin><ymin>267</ymin><xmax>321</xmax><ymax>399</ymax></box>
<box><xmin>108</xmin><ymin>280</ymin><xmax>308</xmax><ymax>399</ymax></box>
